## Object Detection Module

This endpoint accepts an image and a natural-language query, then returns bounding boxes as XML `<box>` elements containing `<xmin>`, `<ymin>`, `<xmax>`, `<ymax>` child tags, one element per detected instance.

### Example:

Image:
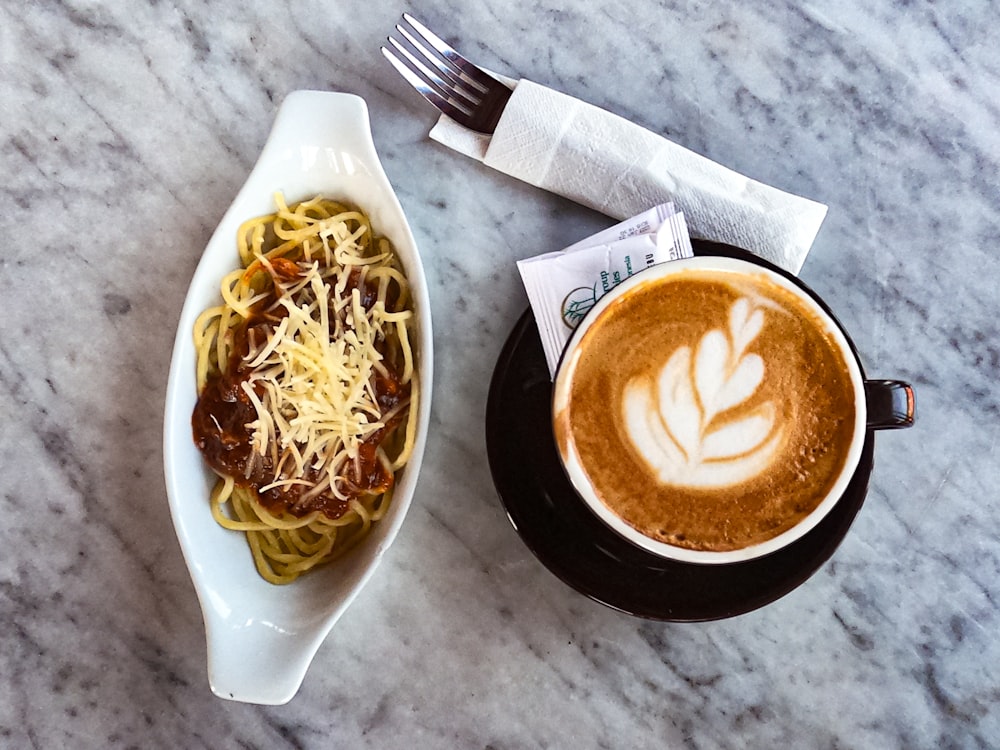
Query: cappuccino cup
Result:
<box><xmin>551</xmin><ymin>255</ymin><xmax>914</xmax><ymax>564</ymax></box>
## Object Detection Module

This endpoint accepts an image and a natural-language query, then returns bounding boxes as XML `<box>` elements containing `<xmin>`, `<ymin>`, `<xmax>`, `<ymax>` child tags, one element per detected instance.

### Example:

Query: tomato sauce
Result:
<box><xmin>192</xmin><ymin>262</ymin><xmax>410</xmax><ymax>520</ymax></box>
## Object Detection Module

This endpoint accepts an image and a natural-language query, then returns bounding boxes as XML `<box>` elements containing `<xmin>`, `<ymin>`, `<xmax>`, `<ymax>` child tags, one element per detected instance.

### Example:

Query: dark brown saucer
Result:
<box><xmin>485</xmin><ymin>241</ymin><xmax>876</xmax><ymax>621</ymax></box>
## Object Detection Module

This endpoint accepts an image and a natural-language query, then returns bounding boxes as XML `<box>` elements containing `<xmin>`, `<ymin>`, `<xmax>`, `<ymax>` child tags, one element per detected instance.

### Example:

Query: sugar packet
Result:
<box><xmin>517</xmin><ymin>203</ymin><xmax>693</xmax><ymax>377</ymax></box>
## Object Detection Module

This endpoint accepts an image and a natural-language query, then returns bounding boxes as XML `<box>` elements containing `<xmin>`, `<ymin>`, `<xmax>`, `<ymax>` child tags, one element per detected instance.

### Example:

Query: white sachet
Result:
<box><xmin>518</xmin><ymin>204</ymin><xmax>693</xmax><ymax>376</ymax></box>
<box><xmin>430</xmin><ymin>78</ymin><xmax>827</xmax><ymax>273</ymax></box>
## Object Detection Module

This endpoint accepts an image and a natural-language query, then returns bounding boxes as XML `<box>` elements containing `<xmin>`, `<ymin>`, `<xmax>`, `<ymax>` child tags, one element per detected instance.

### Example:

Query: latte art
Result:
<box><xmin>554</xmin><ymin>266</ymin><xmax>859</xmax><ymax>554</ymax></box>
<box><xmin>622</xmin><ymin>298</ymin><xmax>784</xmax><ymax>488</ymax></box>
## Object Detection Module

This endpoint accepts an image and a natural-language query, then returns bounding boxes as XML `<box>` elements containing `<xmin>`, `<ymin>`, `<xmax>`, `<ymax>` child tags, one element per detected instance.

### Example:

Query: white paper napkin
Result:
<box><xmin>429</xmin><ymin>78</ymin><xmax>827</xmax><ymax>273</ymax></box>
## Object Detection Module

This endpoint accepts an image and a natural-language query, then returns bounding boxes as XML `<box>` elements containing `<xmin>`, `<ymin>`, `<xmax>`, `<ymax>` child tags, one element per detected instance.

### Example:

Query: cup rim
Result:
<box><xmin>551</xmin><ymin>255</ymin><xmax>868</xmax><ymax>565</ymax></box>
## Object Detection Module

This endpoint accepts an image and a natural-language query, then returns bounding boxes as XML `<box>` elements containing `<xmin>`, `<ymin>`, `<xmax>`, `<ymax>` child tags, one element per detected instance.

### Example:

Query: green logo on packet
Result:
<box><xmin>561</xmin><ymin>286</ymin><xmax>598</xmax><ymax>329</ymax></box>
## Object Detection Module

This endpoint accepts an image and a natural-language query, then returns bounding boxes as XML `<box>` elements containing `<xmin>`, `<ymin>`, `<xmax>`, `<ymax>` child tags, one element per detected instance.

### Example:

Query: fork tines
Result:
<box><xmin>381</xmin><ymin>14</ymin><xmax>512</xmax><ymax>133</ymax></box>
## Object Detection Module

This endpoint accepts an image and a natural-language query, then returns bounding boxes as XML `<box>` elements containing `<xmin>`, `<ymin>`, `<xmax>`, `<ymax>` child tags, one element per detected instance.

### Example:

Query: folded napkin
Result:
<box><xmin>429</xmin><ymin>78</ymin><xmax>827</xmax><ymax>273</ymax></box>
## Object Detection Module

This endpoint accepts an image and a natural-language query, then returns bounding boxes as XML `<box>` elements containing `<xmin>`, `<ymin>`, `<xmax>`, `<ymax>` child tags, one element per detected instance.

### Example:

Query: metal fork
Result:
<box><xmin>381</xmin><ymin>14</ymin><xmax>513</xmax><ymax>134</ymax></box>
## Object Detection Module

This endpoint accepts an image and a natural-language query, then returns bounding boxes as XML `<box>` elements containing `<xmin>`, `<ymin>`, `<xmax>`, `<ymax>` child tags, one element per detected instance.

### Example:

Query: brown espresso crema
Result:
<box><xmin>554</xmin><ymin>269</ymin><xmax>857</xmax><ymax>552</ymax></box>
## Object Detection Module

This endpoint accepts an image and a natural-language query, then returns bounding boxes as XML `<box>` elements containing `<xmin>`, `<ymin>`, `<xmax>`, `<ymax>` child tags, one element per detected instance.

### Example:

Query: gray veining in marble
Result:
<box><xmin>1</xmin><ymin>0</ymin><xmax>998</xmax><ymax>747</ymax></box>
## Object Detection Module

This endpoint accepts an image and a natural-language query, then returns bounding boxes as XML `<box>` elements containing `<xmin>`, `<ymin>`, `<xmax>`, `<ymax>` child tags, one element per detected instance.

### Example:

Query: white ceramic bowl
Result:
<box><xmin>163</xmin><ymin>91</ymin><xmax>432</xmax><ymax>704</ymax></box>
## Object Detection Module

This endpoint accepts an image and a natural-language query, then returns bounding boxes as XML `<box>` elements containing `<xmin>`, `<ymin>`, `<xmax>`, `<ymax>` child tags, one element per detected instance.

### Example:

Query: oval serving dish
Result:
<box><xmin>163</xmin><ymin>91</ymin><xmax>432</xmax><ymax>705</ymax></box>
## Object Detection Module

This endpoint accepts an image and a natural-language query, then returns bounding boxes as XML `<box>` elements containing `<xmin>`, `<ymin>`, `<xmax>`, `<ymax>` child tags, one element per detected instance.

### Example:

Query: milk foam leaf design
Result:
<box><xmin>701</xmin><ymin>403</ymin><xmax>776</xmax><ymax>460</ymax></box>
<box><xmin>729</xmin><ymin>298</ymin><xmax>764</xmax><ymax>358</ymax></box>
<box><xmin>694</xmin><ymin>331</ymin><xmax>765</xmax><ymax>420</ymax></box>
<box><xmin>621</xmin><ymin>297</ymin><xmax>784</xmax><ymax>488</ymax></box>
<box><xmin>623</xmin><ymin>376</ymin><xmax>687</xmax><ymax>469</ymax></box>
<box><xmin>657</xmin><ymin>346</ymin><xmax>701</xmax><ymax>460</ymax></box>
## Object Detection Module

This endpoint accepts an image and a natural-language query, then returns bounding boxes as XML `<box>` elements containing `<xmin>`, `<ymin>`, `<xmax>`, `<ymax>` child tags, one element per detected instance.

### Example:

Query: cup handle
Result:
<box><xmin>864</xmin><ymin>379</ymin><xmax>915</xmax><ymax>429</ymax></box>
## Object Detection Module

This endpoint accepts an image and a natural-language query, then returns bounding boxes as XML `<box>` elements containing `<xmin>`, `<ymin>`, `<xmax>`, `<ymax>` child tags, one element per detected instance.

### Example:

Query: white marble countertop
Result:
<box><xmin>1</xmin><ymin>1</ymin><xmax>997</xmax><ymax>747</ymax></box>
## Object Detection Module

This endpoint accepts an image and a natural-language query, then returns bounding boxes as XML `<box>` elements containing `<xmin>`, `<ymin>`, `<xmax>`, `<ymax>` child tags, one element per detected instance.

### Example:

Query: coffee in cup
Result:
<box><xmin>552</xmin><ymin>255</ymin><xmax>912</xmax><ymax>564</ymax></box>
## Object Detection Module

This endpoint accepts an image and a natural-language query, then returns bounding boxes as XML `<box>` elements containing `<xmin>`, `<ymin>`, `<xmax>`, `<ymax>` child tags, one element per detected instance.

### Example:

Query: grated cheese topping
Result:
<box><xmin>240</xmin><ymin>224</ymin><xmax>401</xmax><ymax>502</ymax></box>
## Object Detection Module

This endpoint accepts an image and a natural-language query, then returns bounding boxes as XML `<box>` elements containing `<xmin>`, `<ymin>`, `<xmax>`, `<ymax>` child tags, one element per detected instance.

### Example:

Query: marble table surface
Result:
<box><xmin>2</xmin><ymin>1</ymin><xmax>997</xmax><ymax>747</ymax></box>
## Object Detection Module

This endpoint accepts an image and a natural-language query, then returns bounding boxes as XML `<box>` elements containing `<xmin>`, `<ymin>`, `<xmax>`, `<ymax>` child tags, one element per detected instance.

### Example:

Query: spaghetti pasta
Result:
<box><xmin>191</xmin><ymin>195</ymin><xmax>417</xmax><ymax>584</ymax></box>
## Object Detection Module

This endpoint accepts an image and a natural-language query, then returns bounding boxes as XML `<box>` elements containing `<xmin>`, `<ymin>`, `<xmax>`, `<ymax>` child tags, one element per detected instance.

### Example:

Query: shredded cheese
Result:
<box><xmin>243</xmin><ymin>259</ymin><xmax>392</xmax><ymax>494</ymax></box>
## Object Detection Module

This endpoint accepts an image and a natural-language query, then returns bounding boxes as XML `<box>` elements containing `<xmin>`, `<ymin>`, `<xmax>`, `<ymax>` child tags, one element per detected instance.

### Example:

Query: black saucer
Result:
<box><xmin>485</xmin><ymin>241</ymin><xmax>876</xmax><ymax>621</ymax></box>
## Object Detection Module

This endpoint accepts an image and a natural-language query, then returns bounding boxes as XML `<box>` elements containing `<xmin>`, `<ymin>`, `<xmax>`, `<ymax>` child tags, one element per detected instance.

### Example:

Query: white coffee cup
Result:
<box><xmin>552</xmin><ymin>255</ymin><xmax>913</xmax><ymax>565</ymax></box>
